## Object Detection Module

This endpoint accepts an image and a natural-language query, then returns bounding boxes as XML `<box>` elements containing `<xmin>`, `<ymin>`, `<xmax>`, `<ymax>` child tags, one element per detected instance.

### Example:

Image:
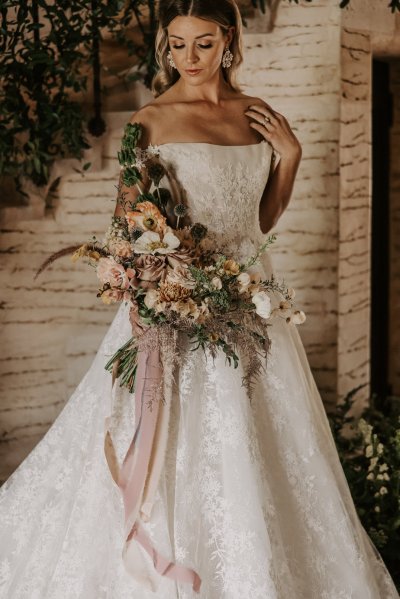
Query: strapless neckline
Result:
<box><xmin>151</xmin><ymin>140</ymin><xmax>269</xmax><ymax>150</ymax></box>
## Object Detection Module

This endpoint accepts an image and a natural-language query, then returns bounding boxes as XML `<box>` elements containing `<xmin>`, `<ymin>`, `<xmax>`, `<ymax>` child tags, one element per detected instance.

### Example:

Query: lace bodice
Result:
<box><xmin>154</xmin><ymin>141</ymin><xmax>274</xmax><ymax>261</ymax></box>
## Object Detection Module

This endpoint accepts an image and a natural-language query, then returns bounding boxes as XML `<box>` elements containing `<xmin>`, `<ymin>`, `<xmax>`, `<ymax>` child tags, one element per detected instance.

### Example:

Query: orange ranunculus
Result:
<box><xmin>125</xmin><ymin>201</ymin><xmax>166</xmax><ymax>234</ymax></box>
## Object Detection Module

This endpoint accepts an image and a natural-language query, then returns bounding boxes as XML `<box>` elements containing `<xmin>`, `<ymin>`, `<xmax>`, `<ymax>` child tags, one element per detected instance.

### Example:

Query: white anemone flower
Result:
<box><xmin>133</xmin><ymin>228</ymin><xmax>180</xmax><ymax>255</ymax></box>
<box><xmin>252</xmin><ymin>291</ymin><xmax>272</xmax><ymax>320</ymax></box>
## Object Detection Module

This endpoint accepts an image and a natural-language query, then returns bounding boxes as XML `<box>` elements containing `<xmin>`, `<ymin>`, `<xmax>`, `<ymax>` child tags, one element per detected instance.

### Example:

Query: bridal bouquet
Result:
<box><xmin>37</xmin><ymin>122</ymin><xmax>306</xmax><ymax>398</ymax></box>
<box><xmin>72</xmin><ymin>122</ymin><xmax>306</xmax><ymax>396</ymax></box>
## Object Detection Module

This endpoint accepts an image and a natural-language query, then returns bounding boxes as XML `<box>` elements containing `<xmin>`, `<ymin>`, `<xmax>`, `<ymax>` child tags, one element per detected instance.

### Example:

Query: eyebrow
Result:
<box><xmin>169</xmin><ymin>33</ymin><xmax>215</xmax><ymax>40</ymax></box>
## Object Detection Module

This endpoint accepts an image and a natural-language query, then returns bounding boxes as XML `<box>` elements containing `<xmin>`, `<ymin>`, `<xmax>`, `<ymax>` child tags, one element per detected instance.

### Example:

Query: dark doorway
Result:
<box><xmin>371</xmin><ymin>59</ymin><xmax>392</xmax><ymax>400</ymax></box>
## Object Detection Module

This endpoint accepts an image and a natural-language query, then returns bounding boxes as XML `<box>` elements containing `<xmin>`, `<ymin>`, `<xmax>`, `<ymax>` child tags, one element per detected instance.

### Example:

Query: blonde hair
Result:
<box><xmin>152</xmin><ymin>0</ymin><xmax>243</xmax><ymax>98</ymax></box>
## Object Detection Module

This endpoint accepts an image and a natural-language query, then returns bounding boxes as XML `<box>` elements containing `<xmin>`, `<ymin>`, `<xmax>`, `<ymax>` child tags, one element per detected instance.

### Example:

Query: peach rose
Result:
<box><xmin>97</xmin><ymin>257</ymin><xmax>130</xmax><ymax>289</ymax></box>
<box><xmin>109</xmin><ymin>239</ymin><xmax>132</xmax><ymax>259</ymax></box>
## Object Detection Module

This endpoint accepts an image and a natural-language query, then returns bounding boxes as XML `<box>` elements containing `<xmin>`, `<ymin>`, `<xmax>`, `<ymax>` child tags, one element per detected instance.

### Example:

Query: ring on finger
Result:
<box><xmin>264</xmin><ymin>116</ymin><xmax>271</xmax><ymax>125</ymax></box>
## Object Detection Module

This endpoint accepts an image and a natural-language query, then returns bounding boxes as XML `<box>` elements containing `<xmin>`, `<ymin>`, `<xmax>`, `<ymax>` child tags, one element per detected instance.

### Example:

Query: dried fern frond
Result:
<box><xmin>34</xmin><ymin>243</ymin><xmax>108</xmax><ymax>280</ymax></box>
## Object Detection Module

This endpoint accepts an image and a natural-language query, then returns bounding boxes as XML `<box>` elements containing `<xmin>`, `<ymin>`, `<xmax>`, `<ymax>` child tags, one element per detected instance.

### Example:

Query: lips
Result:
<box><xmin>185</xmin><ymin>69</ymin><xmax>202</xmax><ymax>75</ymax></box>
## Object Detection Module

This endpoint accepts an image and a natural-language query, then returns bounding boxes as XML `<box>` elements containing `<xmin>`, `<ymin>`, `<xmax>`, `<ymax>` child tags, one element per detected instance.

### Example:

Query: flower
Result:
<box><xmin>170</xmin><ymin>299</ymin><xmax>193</xmax><ymax>318</ymax></box>
<box><xmin>379</xmin><ymin>463</ymin><xmax>389</xmax><ymax>472</ymax></box>
<box><xmin>368</xmin><ymin>457</ymin><xmax>378</xmax><ymax>471</ymax></box>
<box><xmin>97</xmin><ymin>257</ymin><xmax>130</xmax><ymax>289</ymax></box>
<box><xmin>147</xmin><ymin>163</ymin><xmax>166</xmax><ymax>186</ymax></box>
<box><xmin>252</xmin><ymin>291</ymin><xmax>272</xmax><ymax>319</ymax></box>
<box><xmin>379</xmin><ymin>486</ymin><xmax>388</xmax><ymax>495</ymax></box>
<box><xmin>365</xmin><ymin>445</ymin><xmax>374</xmax><ymax>458</ymax></box>
<box><xmin>367</xmin><ymin>472</ymin><xmax>375</xmax><ymax>481</ymax></box>
<box><xmin>126</xmin><ymin>201</ymin><xmax>166</xmax><ymax>234</ymax></box>
<box><xmin>237</xmin><ymin>272</ymin><xmax>251</xmax><ymax>293</ymax></box>
<box><xmin>223</xmin><ymin>259</ymin><xmax>240</xmax><ymax>276</ymax></box>
<box><xmin>135</xmin><ymin>254</ymin><xmax>166</xmax><ymax>285</ymax></box>
<box><xmin>190</xmin><ymin>222</ymin><xmax>208</xmax><ymax>242</ymax></box>
<box><xmin>174</xmin><ymin>204</ymin><xmax>188</xmax><ymax>218</ymax></box>
<box><xmin>377</xmin><ymin>443</ymin><xmax>384</xmax><ymax>455</ymax></box>
<box><xmin>71</xmin><ymin>244</ymin><xmax>101</xmax><ymax>263</ymax></box>
<box><xmin>174</xmin><ymin>226</ymin><xmax>196</xmax><ymax>251</ymax></box>
<box><xmin>358</xmin><ymin>419</ymin><xmax>373</xmax><ymax>445</ymax></box>
<box><xmin>159</xmin><ymin>281</ymin><xmax>192</xmax><ymax>302</ymax></box>
<box><xmin>100</xmin><ymin>289</ymin><xmax>128</xmax><ymax>304</ymax></box>
<box><xmin>166</xmin><ymin>248</ymin><xmax>194</xmax><ymax>269</ymax></box>
<box><xmin>208</xmin><ymin>332</ymin><xmax>219</xmax><ymax>342</ymax></box>
<box><xmin>287</xmin><ymin>287</ymin><xmax>296</xmax><ymax>300</ymax></box>
<box><xmin>292</xmin><ymin>310</ymin><xmax>306</xmax><ymax>325</ymax></box>
<box><xmin>144</xmin><ymin>289</ymin><xmax>159</xmax><ymax>309</ymax></box>
<box><xmin>133</xmin><ymin>228</ymin><xmax>180</xmax><ymax>255</ymax></box>
<box><xmin>109</xmin><ymin>239</ymin><xmax>132</xmax><ymax>259</ymax></box>
<box><xmin>211</xmin><ymin>276</ymin><xmax>222</xmax><ymax>290</ymax></box>
<box><xmin>166</xmin><ymin>265</ymin><xmax>196</xmax><ymax>289</ymax></box>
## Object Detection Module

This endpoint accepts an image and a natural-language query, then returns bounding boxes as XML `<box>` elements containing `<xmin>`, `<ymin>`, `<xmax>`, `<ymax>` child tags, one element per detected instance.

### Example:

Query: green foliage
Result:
<box><xmin>328</xmin><ymin>387</ymin><xmax>400</xmax><ymax>589</ymax></box>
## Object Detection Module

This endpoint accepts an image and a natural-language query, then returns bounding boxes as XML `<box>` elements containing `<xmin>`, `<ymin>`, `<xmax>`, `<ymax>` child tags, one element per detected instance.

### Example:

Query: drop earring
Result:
<box><xmin>167</xmin><ymin>50</ymin><xmax>176</xmax><ymax>69</ymax></box>
<box><xmin>222</xmin><ymin>47</ymin><xmax>233</xmax><ymax>68</ymax></box>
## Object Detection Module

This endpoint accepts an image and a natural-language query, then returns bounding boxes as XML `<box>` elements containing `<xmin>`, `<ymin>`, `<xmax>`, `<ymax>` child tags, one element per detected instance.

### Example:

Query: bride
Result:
<box><xmin>1</xmin><ymin>0</ymin><xmax>398</xmax><ymax>597</ymax></box>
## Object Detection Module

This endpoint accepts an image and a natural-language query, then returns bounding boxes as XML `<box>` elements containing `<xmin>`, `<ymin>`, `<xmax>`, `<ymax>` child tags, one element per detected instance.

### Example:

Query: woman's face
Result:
<box><xmin>167</xmin><ymin>16</ymin><xmax>233</xmax><ymax>87</ymax></box>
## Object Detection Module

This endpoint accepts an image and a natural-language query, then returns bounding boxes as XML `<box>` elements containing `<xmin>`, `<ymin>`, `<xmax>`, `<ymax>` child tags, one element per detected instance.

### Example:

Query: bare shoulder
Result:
<box><xmin>128</xmin><ymin>102</ymin><xmax>166</xmax><ymax>147</ymax></box>
<box><xmin>237</xmin><ymin>93</ymin><xmax>270</xmax><ymax>109</ymax></box>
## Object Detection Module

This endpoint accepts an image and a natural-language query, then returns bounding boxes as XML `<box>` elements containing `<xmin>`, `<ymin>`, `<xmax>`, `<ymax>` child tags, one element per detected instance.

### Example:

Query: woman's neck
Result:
<box><xmin>173</xmin><ymin>71</ymin><xmax>235</xmax><ymax>106</ymax></box>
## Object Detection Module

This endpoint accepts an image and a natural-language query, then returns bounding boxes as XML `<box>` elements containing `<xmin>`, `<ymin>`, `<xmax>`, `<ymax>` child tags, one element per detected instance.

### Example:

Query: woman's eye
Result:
<box><xmin>171</xmin><ymin>44</ymin><xmax>213</xmax><ymax>50</ymax></box>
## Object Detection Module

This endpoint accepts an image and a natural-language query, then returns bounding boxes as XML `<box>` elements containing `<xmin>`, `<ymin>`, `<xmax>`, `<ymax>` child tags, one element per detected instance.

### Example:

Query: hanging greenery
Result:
<box><xmin>0</xmin><ymin>0</ymin><xmax>399</xmax><ymax>192</ymax></box>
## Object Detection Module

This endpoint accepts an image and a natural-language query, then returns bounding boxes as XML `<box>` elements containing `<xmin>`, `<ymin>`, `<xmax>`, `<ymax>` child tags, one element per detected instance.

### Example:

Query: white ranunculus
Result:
<box><xmin>144</xmin><ymin>289</ymin><xmax>159</xmax><ymax>309</ymax></box>
<box><xmin>292</xmin><ymin>310</ymin><xmax>306</xmax><ymax>325</ymax></box>
<box><xmin>211</xmin><ymin>276</ymin><xmax>222</xmax><ymax>290</ymax></box>
<box><xmin>252</xmin><ymin>291</ymin><xmax>272</xmax><ymax>320</ymax></box>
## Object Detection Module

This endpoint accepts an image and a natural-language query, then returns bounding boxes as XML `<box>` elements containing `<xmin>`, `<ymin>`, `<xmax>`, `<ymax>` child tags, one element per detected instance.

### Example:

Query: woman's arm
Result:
<box><xmin>113</xmin><ymin>109</ymin><xmax>154</xmax><ymax>218</ymax></box>
<box><xmin>244</xmin><ymin>102</ymin><xmax>302</xmax><ymax>234</ymax></box>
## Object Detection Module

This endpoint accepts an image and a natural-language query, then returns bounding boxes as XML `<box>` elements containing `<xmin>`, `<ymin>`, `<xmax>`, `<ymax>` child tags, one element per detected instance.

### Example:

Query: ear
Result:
<box><xmin>225</xmin><ymin>26</ymin><xmax>235</xmax><ymax>46</ymax></box>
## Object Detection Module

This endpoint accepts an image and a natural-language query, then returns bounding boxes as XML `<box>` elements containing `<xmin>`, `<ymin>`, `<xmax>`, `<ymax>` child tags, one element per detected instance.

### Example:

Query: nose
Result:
<box><xmin>186</xmin><ymin>44</ymin><xmax>199</xmax><ymax>65</ymax></box>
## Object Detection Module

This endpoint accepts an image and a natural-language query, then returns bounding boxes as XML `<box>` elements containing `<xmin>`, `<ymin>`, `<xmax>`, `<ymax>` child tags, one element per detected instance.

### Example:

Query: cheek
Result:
<box><xmin>195</xmin><ymin>50</ymin><xmax>223</xmax><ymax>73</ymax></box>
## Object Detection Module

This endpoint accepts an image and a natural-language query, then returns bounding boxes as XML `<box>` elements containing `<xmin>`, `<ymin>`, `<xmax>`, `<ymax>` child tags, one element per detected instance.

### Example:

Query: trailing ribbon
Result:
<box><xmin>104</xmin><ymin>346</ymin><xmax>202</xmax><ymax>594</ymax></box>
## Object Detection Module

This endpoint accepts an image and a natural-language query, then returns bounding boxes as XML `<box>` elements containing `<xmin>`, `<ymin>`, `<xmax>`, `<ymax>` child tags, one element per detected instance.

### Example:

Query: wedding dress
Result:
<box><xmin>0</xmin><ymin>140</ymin><xmax>398</xmax><ymax>599</ymax></box>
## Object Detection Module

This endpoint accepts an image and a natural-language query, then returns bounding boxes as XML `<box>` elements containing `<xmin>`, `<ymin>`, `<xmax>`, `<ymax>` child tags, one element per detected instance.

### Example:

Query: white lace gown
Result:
<box><xmin>0</xmin><ymin>142</ymin><xmax>398</xmax><ymax>599</ymax></box>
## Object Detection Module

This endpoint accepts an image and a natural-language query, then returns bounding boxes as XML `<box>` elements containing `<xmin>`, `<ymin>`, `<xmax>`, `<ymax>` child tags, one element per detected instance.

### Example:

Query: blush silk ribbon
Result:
<box><xmin>104</xmin><ymin>347</ymin><xmax>202</xmax><ymax>594</ymax></box>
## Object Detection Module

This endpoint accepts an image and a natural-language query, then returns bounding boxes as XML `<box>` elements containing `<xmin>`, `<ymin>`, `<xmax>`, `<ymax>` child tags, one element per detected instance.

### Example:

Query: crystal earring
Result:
<box><xmin>167</xmin><ymin>50</ymin><xmax>176</xmax><ymax>69</ymax></box>
<box><xmin>222</xmin><ymin>47</ymin><xmax>233</xmax><ymax>68</ymax></box>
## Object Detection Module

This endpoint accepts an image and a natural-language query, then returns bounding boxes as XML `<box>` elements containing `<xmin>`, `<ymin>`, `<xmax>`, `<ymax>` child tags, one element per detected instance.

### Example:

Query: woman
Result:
<box><xmin>0</xmin><ymin>1</ymin><xmax>398</xmax><ymax>598</ymax></box>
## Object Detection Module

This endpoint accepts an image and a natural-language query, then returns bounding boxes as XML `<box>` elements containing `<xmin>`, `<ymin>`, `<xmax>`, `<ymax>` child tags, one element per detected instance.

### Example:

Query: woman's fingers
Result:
<box><xmin>245</xmin><ymin>109</ymin><xmax>276</xmax><ymax>128</ymax></box>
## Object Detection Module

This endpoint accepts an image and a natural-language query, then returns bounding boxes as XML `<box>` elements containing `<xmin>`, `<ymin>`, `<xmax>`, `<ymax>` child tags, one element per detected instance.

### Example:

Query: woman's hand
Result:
<box><xmin>245</xmin><ymin>103</ymin><xmax>302</xmax><ymax>163</ymax></box>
